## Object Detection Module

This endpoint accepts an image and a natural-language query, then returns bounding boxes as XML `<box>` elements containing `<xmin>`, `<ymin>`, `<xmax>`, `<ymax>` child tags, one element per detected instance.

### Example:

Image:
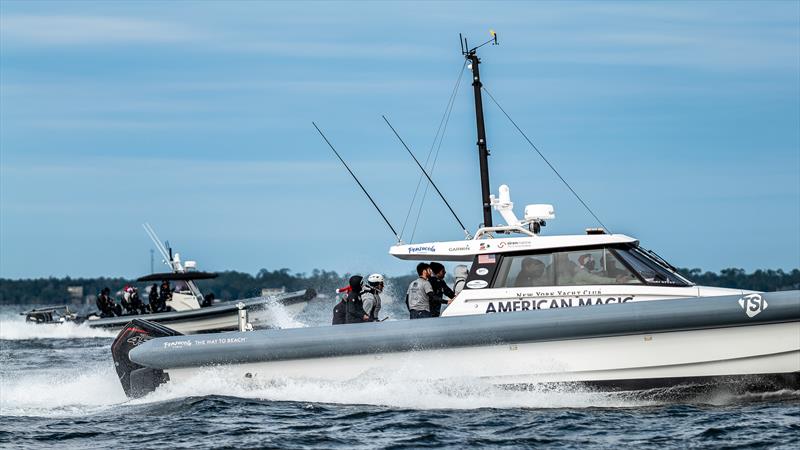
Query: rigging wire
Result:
<box><xmin>410</xmin><ymin>70</ymin><xmax>464</xmax><ymax>242</ymax></box>
<box><xmin>383</xmin><ymin>115</ymin><xmax>471</xmax><ymax>239</ymax></box>
<box><xmin>313</xmin><ymin>122</ymin><xmax>402</xmax><ymax>241</ymax></box>
<box><xmin>399</xmin><ymin>60</ymin><xmax>467</xmax><ymax>242</ymax></box>
<box><xmin>481</xmin><ymin>86</ymin><xmax>612</xmax><ymax>233</ymax></box>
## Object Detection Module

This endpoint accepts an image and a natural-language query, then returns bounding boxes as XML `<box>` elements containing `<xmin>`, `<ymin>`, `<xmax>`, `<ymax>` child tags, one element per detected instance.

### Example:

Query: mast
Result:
<box><xmin>462</xmin><ymin>32</ymin><xmax>498</xmax><ymax>228</ymax></box>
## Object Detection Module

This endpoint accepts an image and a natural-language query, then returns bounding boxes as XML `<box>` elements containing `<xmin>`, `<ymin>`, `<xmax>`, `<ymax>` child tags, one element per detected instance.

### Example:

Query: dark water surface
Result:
<box><xmin>1</xmin><ymin>309</ymin><xmax>798</xmax><ymax>449</ymax></box>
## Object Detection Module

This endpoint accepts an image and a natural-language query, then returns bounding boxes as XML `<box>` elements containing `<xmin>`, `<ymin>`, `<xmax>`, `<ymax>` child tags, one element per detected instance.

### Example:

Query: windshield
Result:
<box><xmin>612</xmin><ymin>247</ymin><xmax>692</xmax><ymax>286</ymax></box>
<box><xmin>493</xmin><ymin>248</ymin><xmax>641</xmax><ymax>288</ymax></box>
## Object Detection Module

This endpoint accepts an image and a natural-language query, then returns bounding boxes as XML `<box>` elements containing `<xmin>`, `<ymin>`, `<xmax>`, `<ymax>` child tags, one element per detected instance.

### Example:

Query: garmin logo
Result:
<box><xmin>447</xmin><ymin>246</ymin><xmax>470</xmax><ymax>252</ymax></box>
<box><xmin>408</xmin><ymin>245</ymin><xmax>435</xmax><ymax>254</ymax></box>
<box><xmin>738</xmin><ymin>294</ymin><xmax>768</xmax><ymax>318</ymax></box>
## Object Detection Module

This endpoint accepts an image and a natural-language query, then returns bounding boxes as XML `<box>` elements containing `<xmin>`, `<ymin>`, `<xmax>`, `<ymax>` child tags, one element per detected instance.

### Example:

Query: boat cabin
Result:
<box><xmin>392</xmin><ymin>233</ymin><xmax>691</xmax><ymax>289</ymax></box>
<box><xmin>388</xmin><ymin>185</ymin><xmax>738</xmax><ymax>317</ymax></box>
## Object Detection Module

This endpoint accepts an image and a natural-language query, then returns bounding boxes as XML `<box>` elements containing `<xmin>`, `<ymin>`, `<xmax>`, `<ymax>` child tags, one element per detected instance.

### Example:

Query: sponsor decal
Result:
<box><xmin>408</xmin><ymin>245</ymin><xmax>435</xmax><ymax>254</ymax></box>
<box><xmin>516</xmin><ymin>289</ymin><xmax>602</xmax><ymax>297</ymax></box>
<box><xmin>126</xmin><ymin>335</ymin><xmax>151</xmax><ymax>346</ymax></box>
<box><xmin>193</xmin><ymin>337</ymin><xmax>247</xmax><ymax>346</ymax></box>
<box><xmin>478</xmin><ymin>254</ymin><xmax>496</xmax><ymax>264</ymax></box>
<box><xmin>466</xmin><ymin>280</ymin><xmax>489</xmax><ymax>289</ymax></box>
<box><xmin>738</xmin><ymin>294</ymin><xmax>768</xmax><ymax>318</ymax></box>
<box><xmin>164</xmin><ymin>340</ymin><xmax>192</xmax><ymax>349</ymax></box>
<box><xmin>447</xmin><ymin>245</ymin><xmax>470</xmax><ymax>252</ymax></box>
<box><xmin>479</xmin><ymin>243</ymin><xmax>491</xmax><ymax>251</ymax></box>
<box><xmin>497</xmin><ymin>240</ymin><xmax>532</xmax><ymax>249</ymax></box>
<box><xmin>484</xmin><ymin>296</ymin><xmax>635</xmax><ymax>313</ymax></box>
<box><xmin>476</xmin><ymin>268</ymin><xmax>489</xmax><ymax>276</ymax></box>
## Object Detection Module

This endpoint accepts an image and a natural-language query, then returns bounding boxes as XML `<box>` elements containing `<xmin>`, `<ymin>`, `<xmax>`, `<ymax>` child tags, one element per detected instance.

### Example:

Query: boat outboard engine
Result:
<box><xmin>111</xmin><ymin>319</ymin><xmax>182</xmax><ymax>398</ymax></box>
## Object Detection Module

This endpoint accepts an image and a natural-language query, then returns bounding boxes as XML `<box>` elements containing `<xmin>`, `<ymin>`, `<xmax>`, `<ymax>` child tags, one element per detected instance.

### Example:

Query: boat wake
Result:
<box><xmin>0</xmin><ymin>316</ymin><xmax>116</xmax><ymax>340</ymax></box>
<box><xmin>0</xmin><ymin>362</ymin><xmax>127</xmax><ymax>417</ymax></box>
<box><xmin>251</xmin><ymin>299</ymin><xmax>308</xmax><ymax>329</ymax></box>
<box><xmin>3</xmin><ymin>355</ymin><xmax>798</xmax><ymax>419</ymax></box>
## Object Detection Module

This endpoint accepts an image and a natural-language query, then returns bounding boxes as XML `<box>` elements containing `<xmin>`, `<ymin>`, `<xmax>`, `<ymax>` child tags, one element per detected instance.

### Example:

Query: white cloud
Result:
<box><xmin>0</xmin><ymin>15</ymin><xmax>200</xmax><ymax>45</ymax></box>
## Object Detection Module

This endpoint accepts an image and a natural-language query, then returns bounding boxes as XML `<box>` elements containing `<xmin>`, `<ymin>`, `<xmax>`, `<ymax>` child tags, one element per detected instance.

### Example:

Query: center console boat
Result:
<box><xmin>109</xmin><ymin>36</ymin><xmax>799</xmax><ymax>398</ymax></box>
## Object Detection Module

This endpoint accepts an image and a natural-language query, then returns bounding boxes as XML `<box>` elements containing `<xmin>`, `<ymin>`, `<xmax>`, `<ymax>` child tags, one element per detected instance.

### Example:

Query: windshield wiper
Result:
<box><xmin>642</xmin><ymin>247</ymin><xmax>679</xmax><ymax>273</ymax></box>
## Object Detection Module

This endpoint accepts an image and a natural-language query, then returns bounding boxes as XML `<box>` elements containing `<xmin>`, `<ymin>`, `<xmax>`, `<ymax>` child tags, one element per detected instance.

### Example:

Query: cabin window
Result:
<box><xmin>612</xmin><ymin>247</ymin><xmax>690</xmax><ymax>285</ymax></box>
<box><xmin>493</xmin><ymin>248</ymin><xmax>641</xmax><ymax>288</ymax></box>
<box><xmin>494</xmin><ymin>254</ymin><xmax>555</xmax><ymax>288</ymax></box>
<box><xmin>554</xmin><ymin>249</ymin><xmax>640</xmax><ymax>286</ymax></box>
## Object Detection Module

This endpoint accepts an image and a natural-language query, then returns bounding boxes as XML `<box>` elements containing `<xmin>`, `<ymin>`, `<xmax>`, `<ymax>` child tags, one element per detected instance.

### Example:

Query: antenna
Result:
<box><xmin>382</xmin><ymin>115</ymin><xmax>471</xmax><ymax>239</ymax></box>
<box><xmin>460</xmin><ymin>31</ymin><xmax>498</xmax><ymax>228</ymax></box>
<box><xmin>143</xmin><ymin>223</ymin><xmax>170</xmax><ymax>266</ymax></box>
<box><xmin>313</xmin><ymin>122</ymin><xmax>402</xmax><ymax>242</ymax></box>
<box><xmin>461</xmin><ymin>30</ymin><xmax>498</xmax><ymax>56</ymax></box>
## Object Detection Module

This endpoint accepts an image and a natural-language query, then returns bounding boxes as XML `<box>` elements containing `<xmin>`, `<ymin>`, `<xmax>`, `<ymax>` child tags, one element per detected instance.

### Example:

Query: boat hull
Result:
<box><xmin>89</xmin><ymin>290</ymin><xmax>315</xmax><ymax>334</ymax></box>
<box><xmin>123</xmin><ymin>291</ymin><xmax>800</xmax><ymax>395</ymax></box>
<box><xmin>162</xmin><ymin>322</ymin><xmax>798</xmax><ymax>389</ymax></box>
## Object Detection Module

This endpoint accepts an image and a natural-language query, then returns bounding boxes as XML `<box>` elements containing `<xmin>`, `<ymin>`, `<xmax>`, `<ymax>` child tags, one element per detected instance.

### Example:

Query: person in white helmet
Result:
<box><xmin>362</xmin><ymin>273</ymin><xmax>384</xmax><ymax>321</ymax></box>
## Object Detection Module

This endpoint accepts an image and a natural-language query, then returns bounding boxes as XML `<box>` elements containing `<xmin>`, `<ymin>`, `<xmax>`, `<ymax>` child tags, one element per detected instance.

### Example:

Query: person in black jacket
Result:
<box><xmin>96</xmin><ymin>287</ymin><xmax>116</xmax><ymax>317</ymax></box>
<box><xmin>128</xmin><ymin>287</ymin><xmax>146</xmax><ymax>314</ymax></box>
<box><xmin>344</xmin><ymin>275</ymin><xmax>369</xmax><ymax>324</ymax></box>
<box><xmin>429</xmin><ymin>262</ymin><xmax>455</xmax><ymax>317</ymax></box>
<box><xmin>148</xmin><ymin>283</ymin><xmax>159</xmax><ymax>313</ymax></box>
<box><xmin>331</xmin><ymin>298</ymin><xmax>346</xmax><ymax>325</ymax></box>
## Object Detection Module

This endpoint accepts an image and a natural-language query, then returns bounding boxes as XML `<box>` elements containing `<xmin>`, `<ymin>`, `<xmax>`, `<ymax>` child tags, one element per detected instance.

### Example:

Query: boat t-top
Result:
<box><xmin>110</xmin><ymin>35</ymin><xmax>799</xmax><ymax>398</ymax></box>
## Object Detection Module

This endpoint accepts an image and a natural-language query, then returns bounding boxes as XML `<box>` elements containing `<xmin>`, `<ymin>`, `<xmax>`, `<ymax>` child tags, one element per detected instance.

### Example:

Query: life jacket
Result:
<box><xmin>453</xmin><ymin>265</ymin><xmax>469</xmax><ymax>296</ymax></box>
<box><xmin>361</xmin><ymin>286</ymin><xmax>381</xmax><ymax>321</ymax></box>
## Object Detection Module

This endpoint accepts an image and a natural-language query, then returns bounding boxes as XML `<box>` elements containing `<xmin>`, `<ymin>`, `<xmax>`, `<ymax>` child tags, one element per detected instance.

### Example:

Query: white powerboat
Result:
<box><xmin>110</xmin><ymin>36</ymin><xmax>799</xmax><ymax>398</ymax></box>
<box><xmin>23</xmin><ymin>223</ymin><xmax>317</xmax><ymax>334</ymax></box>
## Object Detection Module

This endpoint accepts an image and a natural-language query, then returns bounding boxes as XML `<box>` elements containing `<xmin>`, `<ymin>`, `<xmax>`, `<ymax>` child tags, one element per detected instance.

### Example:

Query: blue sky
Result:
<box><xmin>1</xmin><ymin>1</ymin><xmax>798</xmax><ymax>279</ymax></box>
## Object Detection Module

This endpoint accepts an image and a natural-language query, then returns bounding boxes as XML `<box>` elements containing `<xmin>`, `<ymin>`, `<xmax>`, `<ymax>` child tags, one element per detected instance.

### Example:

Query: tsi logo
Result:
<box><xmin>738</xmin><ymin>294</ymin><xmax>768</xmax><ymax>318</ymax></box>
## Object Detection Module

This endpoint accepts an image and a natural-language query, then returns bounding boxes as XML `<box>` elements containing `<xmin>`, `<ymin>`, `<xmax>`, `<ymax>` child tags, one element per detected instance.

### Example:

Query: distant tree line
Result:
<box><xmin>678</xmin><ymin>268</ymin><xmax>799</xmax><ymax>293</ymax></box>
<box><xmin>0</xmin><ymin>267</ymin><xmax>797</xmax><ymax>305</ymax></box>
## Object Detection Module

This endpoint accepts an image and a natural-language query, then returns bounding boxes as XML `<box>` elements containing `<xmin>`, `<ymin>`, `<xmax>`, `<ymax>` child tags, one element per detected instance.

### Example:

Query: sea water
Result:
<box><xmin>1</xmin><ymin>303</ymin><xmax>798</xmax><ymax>449</ymax></box>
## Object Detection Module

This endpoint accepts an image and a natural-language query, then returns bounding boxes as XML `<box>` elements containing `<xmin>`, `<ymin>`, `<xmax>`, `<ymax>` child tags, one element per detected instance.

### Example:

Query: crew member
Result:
<box><xmin>332</xmin><ymin>294</ymin><xmax>347</xmax><ymax>325</ymax></box>
<box><xmin>120</xmin><ymin>286</ymin><xmax>133</xmax><ymax>314</ymax></box>
<box><xmin>362</xmin><ymin>273</ymin><xmax>384</xmax><ymax>321</ymax></box>
<box><xmin>428</xmin><ymin>262</ymin><xmax>454</xmax><ymax>317</ymax></box>
<box><xmin>157</xmin><ymin>280</ymin><xmax>172</xmax><ymax>312</ymax></box>
<box><xmin>572</xmin><ymin>253</ymin><xmax>621</xmax><ymax>284</ymax></box>
<box><xmin>332</xmin><ymin>283</ymin><xmax>353</xmax><ymax>325</ymax></box>
<box><xmin>201</xmin><ymin>293</ymin><xmax>215</xmax><ymax>307</ymax></box>
<box><xmin>96</xmin><ymin>287</ymin><xmax>116</xmax><ymax>317</ymax></box>
<box><xmin>129</xmin><ymin>287</ymin><xmax>146</xmax><ymax>314</ymax></box>
<box><xmin>406</xmin><ymin>263</ymin><xmax>435</xmax><ymax>319</ymax></box>
<box><xmin>514</xmin><ymin>257</ymin><xmax>546</xmax><ymax>287</ymax></box>
<box><xmin>344</xmin><ymin>275</ymin><xmax>369</xmax><ymax>323</ymax></box>
<box><xmin>452</xmin><ymin>265</ymin><xmax>469</xmax><ymax>296</ymax></box>
<box><xmin>148</xmin><ymin>283</ymin><xmax>159</xmax><ymax>313</ymax></box>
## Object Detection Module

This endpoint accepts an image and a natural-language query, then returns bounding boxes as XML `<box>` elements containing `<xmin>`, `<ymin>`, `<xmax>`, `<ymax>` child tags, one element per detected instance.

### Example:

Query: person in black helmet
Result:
<box><xmin>344</xmin><ymin>275</ymin><xmax>369</xmax><ymax>324</ymax></box>
<box><xmin>428</xmin><ymin>262</ymin><xmax>454</xmax><ymax>317</ymax></box>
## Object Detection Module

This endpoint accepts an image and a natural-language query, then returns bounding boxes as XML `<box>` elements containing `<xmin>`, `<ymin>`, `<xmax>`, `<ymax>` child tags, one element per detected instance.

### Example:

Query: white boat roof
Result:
<box><xmin>390</xmin><ymin>233</ymin><xmax>638</xmax><ymax>261</ymax></box>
